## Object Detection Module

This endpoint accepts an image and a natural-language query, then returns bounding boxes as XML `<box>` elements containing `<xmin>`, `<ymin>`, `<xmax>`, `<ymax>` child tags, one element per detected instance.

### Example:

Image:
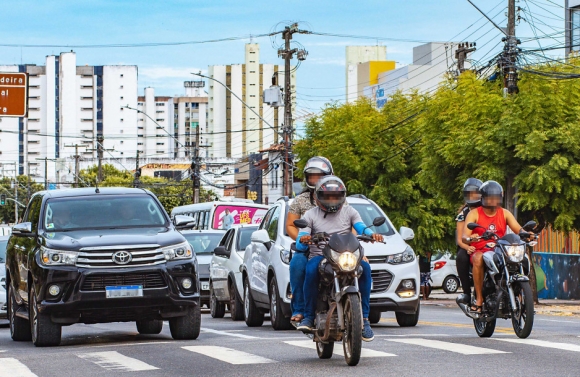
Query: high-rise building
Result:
<box><xmin>345</xmin><ymin>46</ymin><xmax>395</xmax><ymax>102</ymax></box>
<box><xmin>207</xmin><ymin>43</ymin><xmax>295</xmax><ymax>159</ymax></box>
<box><xmin>566</xmin><ymin>1</ymin><xmax>580</xmax><ymax>55</ymax></box>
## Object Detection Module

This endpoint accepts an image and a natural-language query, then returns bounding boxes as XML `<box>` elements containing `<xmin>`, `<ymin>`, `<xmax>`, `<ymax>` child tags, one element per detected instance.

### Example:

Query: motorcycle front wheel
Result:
<box><xmin>342</xmin><ymin>293</ymin><xmax>362</xmax><ymax>366</ymax></box>
<box><xmin>511</xmin><ymin>281</ymin><xmax>534</xmax><ymax>338</ymax></box>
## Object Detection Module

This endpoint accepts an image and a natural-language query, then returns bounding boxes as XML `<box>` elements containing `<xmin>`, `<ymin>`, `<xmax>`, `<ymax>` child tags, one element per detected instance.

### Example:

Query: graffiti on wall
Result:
<box><xmin>533</xmin><ymin>252</ymin><xmax>580</xmax><ymax>300</ymax></box>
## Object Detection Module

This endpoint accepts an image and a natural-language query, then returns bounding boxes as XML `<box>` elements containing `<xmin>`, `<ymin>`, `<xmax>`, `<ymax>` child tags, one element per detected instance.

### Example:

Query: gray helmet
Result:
<box><xmin>304</xmin><ymin>156</ymin><xmax>334</xmax><ymax>189</ymax></box>
<box><xmin>463</xmin><ymin>178</ymin><xmax>482</xmax><ymax>207</ymax></box>
<box><xmin>315</xmin><ymin>175</ymin><xmax>346</xmax><ymax>213</ymax></box>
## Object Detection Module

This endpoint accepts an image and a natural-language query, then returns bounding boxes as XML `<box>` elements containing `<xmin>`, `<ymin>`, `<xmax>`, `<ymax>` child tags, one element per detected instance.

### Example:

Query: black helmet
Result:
<box><xmin>480</xmin><ymin>180</ymin><xmax>503</xmax><ymax>209</ymax></box>
<box><xmin>463</xmin><ymin>178</ymin><xmax>482</xmax><ymax>207</ymax></box>
<box><xmin>304</xmin><ymin>156</ymin><xmax>334</xmax><ymax>189</ymax></box>
<box><xmin>315</xmin><ymin>175</ymin><xmax>346</xmax><ymax>213</ymax></box>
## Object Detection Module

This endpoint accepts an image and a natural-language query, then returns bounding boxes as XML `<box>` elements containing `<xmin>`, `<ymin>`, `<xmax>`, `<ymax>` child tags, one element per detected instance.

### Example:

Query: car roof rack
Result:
<box><xmin>348</xmin><ymin>194</ymin><xmax>368</xmax><ymax>200</ymax></box>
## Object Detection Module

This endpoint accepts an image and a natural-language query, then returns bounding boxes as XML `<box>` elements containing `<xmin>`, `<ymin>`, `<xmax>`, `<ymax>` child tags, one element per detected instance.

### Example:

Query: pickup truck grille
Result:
<box><xmin>76</xmin><ymin>245</ymin><xmax>165</xmax><ymax>268</ymax></box>
<box><xmin>371</xmin><ymin>270</ymin><xmax>394</xmax><ymax>293</ymax></box>
<box><xmin>81</xmin><ymin>272</ymin><xmax>166</xmax><ymax>291</ymax></box>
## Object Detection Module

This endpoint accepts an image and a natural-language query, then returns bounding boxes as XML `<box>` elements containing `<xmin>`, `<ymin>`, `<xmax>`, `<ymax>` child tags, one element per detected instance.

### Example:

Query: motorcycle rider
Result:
<box><xmin>295</xmin><ymin>176</ymin><xmax>383</xmax><ymax>342</ymax></box>
<box><xmin>462</xmin><ymin>181</ymin><xmax>533</xmax><ymax>313</ymax></box>
<box><xmin>286</xmin><ymin>156</ymin><xmax>334</xmax><ymax>323</ymax></box>
<box><xmin>455</xmin><ymin>178</ymin><xmax>483</xmax><ymax>304</ymax></box>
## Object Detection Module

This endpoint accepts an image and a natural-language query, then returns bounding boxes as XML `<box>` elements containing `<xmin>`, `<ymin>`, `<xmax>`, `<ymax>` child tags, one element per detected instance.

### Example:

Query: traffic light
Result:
<box><xmin>0</xmin><ymin>195</ymin><xmax>5</xmax><ymax>206</ymax></box>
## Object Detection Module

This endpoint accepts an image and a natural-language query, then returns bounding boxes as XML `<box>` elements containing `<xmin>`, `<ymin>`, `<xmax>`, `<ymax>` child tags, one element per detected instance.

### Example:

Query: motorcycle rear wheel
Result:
<box><xmin>342</xmin><ymin>293</ymin><xmax>362</xmax><ymax>366</ymax></box>
<box><xmin>511</xmin><ymin>281</ymin><xmax>534</xmax><ymax>339</ymax></box>
<box><xmin>316</xmin><ymin>341</ymin><xmax>334</xmax><ymax>359</ymax></box>
<box><xmin>474</xmin><ymin>317</ymin><xmax>496</xmax><ymax>338</ymax></box>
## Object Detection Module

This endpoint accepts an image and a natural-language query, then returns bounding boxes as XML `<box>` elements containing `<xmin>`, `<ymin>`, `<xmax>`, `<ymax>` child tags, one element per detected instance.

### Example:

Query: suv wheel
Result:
<box><xmin>395</xmin><ymin>304</ymin><xmax>420</xmax><ymax>327</ymax></box>
<box><xmin>169</xmin><ymin>303</ymin><xmax>201</xmax><ymax>340</ymax></box>
<box><xmin>30</xmin><ymin>286</ymin><xmax>61</xmax><ymax>347</ymax></box>
<box><xmin>210</xmin><ymin>285</ymin><xmax>225</xmax><ymax>319</ymax></box>
<box><xmin>136</xmin><ymin>319</ymin><xmax>163</xmax><ymax>335</ymax></box>
<box><xmin>229</xmin><ymin>281</ymin><xmax>244</xmax><ymax>321</ymax></box>
<box><xmin>243</xmin><ymin>278</ymin><xmax>264</xmax><ymax>327</ymax></box>
<box><xmin>269</xmin><ymin>278</ymin><xmax>292</xmax><ymax>330</ymax></box>
<box><xmin>8</xmin><ymin>284</ymin><xmax>31</xmax><ymax>341</ymax></box>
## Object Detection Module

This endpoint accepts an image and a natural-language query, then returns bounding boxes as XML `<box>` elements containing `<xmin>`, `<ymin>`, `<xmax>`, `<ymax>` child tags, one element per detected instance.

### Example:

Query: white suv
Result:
<box><xmin>209</xmin><ymin>225</ymin><xmax>258</xmax><ymax>320</ymax></box>
<box><xmin>241</xmin><ymin>195</ymin><xmax>421</xmax><ymax>330</ymax></box>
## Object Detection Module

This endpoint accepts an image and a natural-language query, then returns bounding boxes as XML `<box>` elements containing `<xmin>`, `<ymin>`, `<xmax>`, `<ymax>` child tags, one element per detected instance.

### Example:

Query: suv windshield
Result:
<box><xmin>183</xmin><ymin>233</ymin><xmax>224</xmax><ymax>255</ymax></box>
<box><xmin>0</xmin><ymin>240</ymin><xmax>7</xmax><ymax>263</ymax></box>
<box><xmin>44</xmin><ymin>195</ymin><xmax>167</xmax><ymax>231</ymax></box>
<box><xmin>350</xmin><ymin>203</ymin><xmax>395</xmax><ymax>236</ymax></box>
<box><xmin>237</xmin><ymin>227</ymin><xmax>258</xmax><ymax>251</ymax></box>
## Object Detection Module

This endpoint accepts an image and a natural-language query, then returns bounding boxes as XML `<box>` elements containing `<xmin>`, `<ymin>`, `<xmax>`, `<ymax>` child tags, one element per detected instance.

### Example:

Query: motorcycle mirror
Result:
<box><xmin>467</xmin><ymin>222</ymin><xmax>483</xmax><ymax>231</ymax></box>
<box><xmin>293</xmin><ymin>219</ymin><xmax>308</xmax><ymax>229</ymax></box>
<box><xmin>522</xmin><ymin>220</ymin><xmax>537</xmax><ymax>232</ymax></box>
<box><xmin>372</xmin><ymin>216</ymin><xmax>386</xmax><ymax>227</ymax></box>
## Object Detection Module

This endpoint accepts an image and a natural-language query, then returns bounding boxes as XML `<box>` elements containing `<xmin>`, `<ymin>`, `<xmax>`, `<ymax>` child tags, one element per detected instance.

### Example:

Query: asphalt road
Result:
<box><xmin>1</xmin><ymin>304</ymin><xmax>580</xmax><ymax>377</ymax></box>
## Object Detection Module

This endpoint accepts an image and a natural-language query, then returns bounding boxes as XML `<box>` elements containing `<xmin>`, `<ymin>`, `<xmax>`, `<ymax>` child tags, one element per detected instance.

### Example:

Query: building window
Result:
<box><xmin>120</xmin><ymin>152</ymin><xmax>124</xmax><ymax>155</ymax></box>
<box><xmin>138</xmin><ymin>142</ymin><xmax>143</xmax><ymax>146</ymax></box>
<box><xmin>156</xmin><ymin>143</ymin><xmax>164</xmax><ymax>145</ymax></box>
<box><xmin>120</xmin><ymin>130</ymin><xmax>124</xmax><ymax>133</ymax></box>
<box><xmin>120</xmin><ymin>119</ymin><xmax>124</xmax><ymax>122</ymax></box>
<box><xmin>120</xmin><ymin>141</ymin><xmax>124</xmax><ymax>144</ymax></box>
<box><xmin>573</xmin><ymin>8</ymin><xmax>580</xmax><ymax>52</ymax></box>
<box><xmin>120</xmin><ymin>96</ymin><xmax>124</xmax><ymax>100</ymax></box>
<box><xmin>120</xmin><ymin>74</ymin><xmax>124</xmax><ymax>78</ymax></box>
<box><xmin>120</xmin><ymin>85</ymin><xmax>124</xmax><ymax>89</ymax></box>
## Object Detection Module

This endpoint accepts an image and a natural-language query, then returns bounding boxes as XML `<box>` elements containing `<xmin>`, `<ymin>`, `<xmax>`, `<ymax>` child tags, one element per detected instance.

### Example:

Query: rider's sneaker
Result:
<box><xmin>297</xmin><ymin>318</ymin><xmax>314</xmax><ymax>332</ymax></box>
<box><xmin>362</xmin><ymin>319</ymin><xmax>374</xmax><ymax>342</ymax></box>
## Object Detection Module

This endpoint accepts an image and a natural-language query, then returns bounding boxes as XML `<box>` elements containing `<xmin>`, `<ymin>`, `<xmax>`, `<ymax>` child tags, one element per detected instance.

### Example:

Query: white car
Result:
<box><xmin>209</xmin><ymin>225</ymin><xmax>259</xmax><ymax>320</ymax></box>
<box><xmin>241</xmin><ymin>195</ymin><xmax>420</xmax><ymax>330</ymax></box>
<box><xmin>430</xmin><ymin>252</ymin><xmax>460</xmax><ymax>293</ymax></box>
<box><xmin>0</xmin><ymin>236</ymin><xmax>8</xmax><ymax>320</ymax></box>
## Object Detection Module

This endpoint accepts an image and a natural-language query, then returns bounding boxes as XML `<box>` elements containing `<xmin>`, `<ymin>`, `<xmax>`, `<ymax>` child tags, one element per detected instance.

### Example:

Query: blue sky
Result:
<box><xmin>0</xmin><ymin>0</ymin><xmax>565</xmax><ymax>115</ymax></box>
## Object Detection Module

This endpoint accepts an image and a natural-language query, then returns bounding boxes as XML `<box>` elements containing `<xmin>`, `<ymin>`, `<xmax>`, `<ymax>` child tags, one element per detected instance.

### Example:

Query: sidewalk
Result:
<box><xmin>423</xmin><ymin>290</ymin><xmax>580</xmax><ymax>317</ymax></box>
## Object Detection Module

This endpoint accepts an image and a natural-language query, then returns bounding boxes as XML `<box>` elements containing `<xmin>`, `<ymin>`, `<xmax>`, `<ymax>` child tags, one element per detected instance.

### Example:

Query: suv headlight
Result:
<box><xmin>40</xmin><ymin>246</ymin><xmax>78</xmax><ymax>266</ymax></box>
<box><xmin>505</xmin><ymin>245</ymin><xmax>525</xmax><ymax>263</ymax></box>
<box><xmin>387</xmin><ymin>246</ymin><xmax>415</xmax><ymax>265</ymax></box>
<box><xmin>161</xmin><ymin>242</ymin><xmax>193</xmax><ymax>260</ymax></box>
<box><xmin>280</xmin><ymin>248</ymin><xmax>291</xmax><ymax>264</ymax></box>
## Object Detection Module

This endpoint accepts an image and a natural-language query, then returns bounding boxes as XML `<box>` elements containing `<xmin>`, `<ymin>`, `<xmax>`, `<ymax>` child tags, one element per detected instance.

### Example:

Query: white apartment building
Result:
<box><xmin>346</xmin><ymin>46</ymin><xmax>388</xmax><ymax>102</ymax></box>
<box><xmin>208</xmin><ymin>43</ymin><xmax>295</xmax><ymax>159</ymax></box>
<box><xmin>0</xmin><ymin>51</ymin><xmax>137</xmax><ymax>183</ymax></box>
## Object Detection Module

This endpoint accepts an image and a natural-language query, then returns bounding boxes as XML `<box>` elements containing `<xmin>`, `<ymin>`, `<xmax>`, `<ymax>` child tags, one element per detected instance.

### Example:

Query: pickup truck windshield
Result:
<box><xmin>44</xmin><ymin>195</ymin><xmax>167</xmax><ymax>231</ymax></box>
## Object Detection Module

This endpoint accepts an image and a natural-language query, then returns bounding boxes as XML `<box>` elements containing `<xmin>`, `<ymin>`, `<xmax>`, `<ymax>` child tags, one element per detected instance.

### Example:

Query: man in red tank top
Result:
<box><xmin>461</xmin><ymin>181</ymin><xmax>529</xmax><ymax>313</ymax></box>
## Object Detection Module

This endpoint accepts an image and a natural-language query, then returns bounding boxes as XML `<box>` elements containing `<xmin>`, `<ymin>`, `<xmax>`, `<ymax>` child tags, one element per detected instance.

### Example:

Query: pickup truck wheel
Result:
<box><xmin>243</xmin><ymin>279</ymin><xmax>264</xmax><ymax>327</ymax></box>
<box><xmin>395</xmin><ymin>304</ymin><xmax>420</xmax><ymax>327</ymax></box>
<box><xmin>136</xmin><ymin>320</ymin><xmax>163</xmax><ymax>335</ymax></box>
<box><xmin>169</xmin><ymin>304</ymin><xmax>201</xmax><ymax>340</ymax></box>
<box><xmin>30</xmin><ymin>286</ymin><xmax>61</xmax><ymax>347</ymax></box>
<box><xmin>210</xmin><ymin>285</ymin><xmax>226</xmax><ymax>318</ymax></box>
<box><xmin>8</xmin><ymin>284</ymin><xmax>31</xmax><ymax>341</ymax></box>
<box><xmin>229</xmin><ymin>281</ymin><xmax>244</xmax><ymax>321</ymax></box>
<box><xmin>269</xmin><ymin>279</ymin><xmax>292</xmax><ymax>330</ymax></box>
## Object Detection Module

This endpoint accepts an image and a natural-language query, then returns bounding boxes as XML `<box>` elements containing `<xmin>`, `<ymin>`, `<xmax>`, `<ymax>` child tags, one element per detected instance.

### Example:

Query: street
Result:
<box><xmin>1</xmin><ymin>303</ymin><xmax>580</xmax><ymax>377</ymax></box>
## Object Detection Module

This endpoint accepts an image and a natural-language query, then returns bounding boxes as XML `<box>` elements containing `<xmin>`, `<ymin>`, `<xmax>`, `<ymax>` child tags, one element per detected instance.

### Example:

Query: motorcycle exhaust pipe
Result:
<box><xmin>456</xmin><ymin>296</ymin><xmax>478</xmax><ymax>320</ymax></box>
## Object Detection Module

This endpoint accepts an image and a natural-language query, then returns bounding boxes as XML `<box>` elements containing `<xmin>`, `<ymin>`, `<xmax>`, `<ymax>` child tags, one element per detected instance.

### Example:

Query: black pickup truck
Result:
<box><xmin>4</xmin><ymin>187</ymin><xmax>200</xmax><ymax>346</ymax></box>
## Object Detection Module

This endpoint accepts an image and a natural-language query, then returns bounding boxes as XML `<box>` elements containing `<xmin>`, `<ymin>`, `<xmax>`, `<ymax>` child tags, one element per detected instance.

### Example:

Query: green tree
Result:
<box><xmin>0</xmin><ymin>176</ymin><xmax>44</xmax><ymax>224</ymax></box>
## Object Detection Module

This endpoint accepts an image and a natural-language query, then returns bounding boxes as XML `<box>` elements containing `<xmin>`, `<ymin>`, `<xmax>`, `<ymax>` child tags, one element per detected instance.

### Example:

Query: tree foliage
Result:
<box><xmin>0</xmin><ymin>176</ymin><xmax>45</xmax><ymax>224</ymax></box>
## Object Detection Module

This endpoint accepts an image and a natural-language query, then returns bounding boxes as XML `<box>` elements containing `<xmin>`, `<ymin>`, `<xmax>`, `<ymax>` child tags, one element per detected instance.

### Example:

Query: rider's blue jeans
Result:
<box><xmin>289</xmin><ymin>251</ymin><xmax>308</xmax><ymax>317</ymax></box>
<box><xmin>304</xmin><ymin>256</ymin><xmax>372</xmax><ymax>321</ymax></box>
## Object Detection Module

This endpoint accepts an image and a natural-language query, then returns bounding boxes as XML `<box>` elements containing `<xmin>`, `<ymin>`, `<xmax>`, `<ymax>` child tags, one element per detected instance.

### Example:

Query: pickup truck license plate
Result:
<box><xmin>201</xmin><ymin>282</ymin><xmax>210</xmax><ymax>291</ymax></box>
<box><xmin>105</xmin><ymin>285</ymin><xmax>143</xmax><ymax>298</ymax></box>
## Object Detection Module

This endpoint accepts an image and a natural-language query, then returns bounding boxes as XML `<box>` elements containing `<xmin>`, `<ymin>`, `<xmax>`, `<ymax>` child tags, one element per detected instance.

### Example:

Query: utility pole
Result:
<box><xmin>65</xmin><ymin>144</ymin><xmax>83</xmax><ymax>188</ymax></box>
<box><xmin>455</xmin><ymin>42</ymin><xmax>477</xmax><ymax>74</ymax></box>
<box><xmin>503</xmin><ymin>0</ymin><xmax>520</xmax><ymax>96</ymax></box>
<box><xmin>97</xmin><ymin>135</ymin><xmax>104</xmax><ymax>184</ymax></box>
<box><xmin>13</xmin><ymin>178</ymin><xmax>18</xmax><ymax>222</ymax></box>
<box><xmin>278</xmin><ymin>23</ymin><xmax>308</xmax><ymax>197</ymax></box>
<box><xmin>26</xmin><ymin>162</ymin><xmax>31</xmax><ymax>202</ymax></box>
<box><xmin>191</xmin><ymin>143</ymin><xmax>201</xmax><ymax>204</ymax></box>
<box><xmin>133</xmin><ymin>150</ymin><xmax>141</xmax><ymax>188</ymax></box>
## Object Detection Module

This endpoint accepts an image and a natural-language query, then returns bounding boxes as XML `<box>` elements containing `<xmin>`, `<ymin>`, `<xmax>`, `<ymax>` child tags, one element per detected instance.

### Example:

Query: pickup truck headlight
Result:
<box><xmin>40</xmin><ymin>246</ymin><xmax>78</xmax><ymax>266</ymax></box>
<box><xmin>161</xmin><ymin>242</ymin><xmax>193</xmax><ymax>260</ymax></box>
<box><xmin>387</xmin><ymin>246</ymin><xmax>415</xmax><ymax>265</ymax></box>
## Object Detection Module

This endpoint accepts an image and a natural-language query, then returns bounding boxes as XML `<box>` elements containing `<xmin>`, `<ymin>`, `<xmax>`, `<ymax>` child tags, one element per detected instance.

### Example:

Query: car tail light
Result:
<box><xmin>434</xmin><ymin>261</ymin><xmax>447</xmax><ymax>270</ymax></box>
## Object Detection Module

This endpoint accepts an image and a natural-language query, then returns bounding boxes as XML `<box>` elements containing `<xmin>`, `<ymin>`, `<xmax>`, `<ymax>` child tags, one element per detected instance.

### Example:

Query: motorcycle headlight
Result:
<box><xmin>161</xmin><ymin>242</ymin><xmax>193</xmax><ymax>260</ymax></box>
<box><xmin>330</xmin><ymin>248</ymin><xmax>360</xmax><ymax>272</ymax></box>
<box><xmin>387</xmin><ymin>246</ymin><xmax>415</xmax><ymax>265</ymax></box>
<box><xmin>505</xmin><ymin>245</ymin><xmax>525</xmax><ymax>263</ymax></box>
<box><xmin>40</xmin><ymin>246</ymin><xmax>78</xmax><ymax>266</ymax></box>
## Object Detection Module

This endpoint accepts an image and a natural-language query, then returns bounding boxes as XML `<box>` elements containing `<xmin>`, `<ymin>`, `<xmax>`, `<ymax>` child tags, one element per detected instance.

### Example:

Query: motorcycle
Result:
<box><xmin>456</xmin><ymin>220</ymin><xmax>538</xmax><ymax>338</ymax></box>
<box><xmin>293</xmin><ymin>216</ymin><xmax>385</xmax><ymax>367</ymax></box>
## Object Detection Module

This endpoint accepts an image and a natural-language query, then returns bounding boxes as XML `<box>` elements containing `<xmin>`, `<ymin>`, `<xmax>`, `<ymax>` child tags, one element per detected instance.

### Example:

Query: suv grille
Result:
<box><xmin>371</xmin><ymin>270</ymin><xmax>393</xmax><ymax>293</ymax></box>
<box><xmin>81</xmin><ymin>272</ymin><xmax>166</xmax><ymax>291</ymax></box>
<box><xmin>367</xmin><ymin>255</ymin><xmax>388</xmax><ymax>264</ymax></box>
<box><xmin>76</xmin><ymin>245</ymin><xmax>165</xmax><ymax>268</ymax></box>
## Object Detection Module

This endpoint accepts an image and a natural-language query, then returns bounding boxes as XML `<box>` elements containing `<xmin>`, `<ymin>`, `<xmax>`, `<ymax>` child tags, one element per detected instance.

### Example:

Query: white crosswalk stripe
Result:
<box><xmin>0</xmin><ymin>358</ymin><xmax>37</xmax><ymax>377</ymax></box>
<box><xmin>182</xmin><ymin>346</ymin><xmax>277</xmax><ymax>365</ymax></box>
<box><xmin>284</xmin><ymin>340</ymin><xmax>397</xmax><ymax>357</ymax></box>
<box><xmin>386</xmin><ymin>338</ymin><xmax>509</xmax><ymax>355</ymax></box>
<box><xmin>494</xmin><ymin>338</ymin><xmax>580</xmax><ymax>352</ymax></box>
<box><xmin>77</xmin><ymin>351</ymin><xmax>159</xmax><ymax>371</ymax></box>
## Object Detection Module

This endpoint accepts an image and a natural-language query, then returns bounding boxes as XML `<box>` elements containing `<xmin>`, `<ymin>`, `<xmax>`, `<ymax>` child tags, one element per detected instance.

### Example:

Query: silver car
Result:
<box><xmin>0</xmin><ymin>235</ymin><xmax>8</xmax><ymax>320</ymax></box>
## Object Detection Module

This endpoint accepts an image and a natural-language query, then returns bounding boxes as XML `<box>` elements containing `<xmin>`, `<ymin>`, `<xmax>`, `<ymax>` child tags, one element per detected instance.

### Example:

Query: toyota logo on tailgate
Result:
<box><xmin>112</xmin><ymin>251</ymin><xmax>132</xmax><ymax>265</ymax></box>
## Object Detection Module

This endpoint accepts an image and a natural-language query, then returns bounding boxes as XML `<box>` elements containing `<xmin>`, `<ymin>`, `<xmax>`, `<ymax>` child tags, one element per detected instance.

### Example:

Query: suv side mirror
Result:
<box><xmin>12</xmin><ymin>222</ymin><xmax>32</xmax><ymax>236</ymax></box>
<box><xmin>399</xmin><ymin>226</ymin><xmax>415</xmax><ymax>241</ymax></box>
<box><xmin>214</xmin><ymin>246</ymin><xmax>230</xmax><ymax>258</ymax></box>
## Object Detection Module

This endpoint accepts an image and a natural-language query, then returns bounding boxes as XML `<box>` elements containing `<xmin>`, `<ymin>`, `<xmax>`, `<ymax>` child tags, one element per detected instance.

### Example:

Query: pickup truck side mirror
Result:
<box><xmin>12</xmin><ymin>222</ymin><xmax>33</xmax><ymax>236</ymax></box>
<box><xmin>214</xmin><ymin>246</ymin><xmax>230</xmax><ymax>258</ymax></box>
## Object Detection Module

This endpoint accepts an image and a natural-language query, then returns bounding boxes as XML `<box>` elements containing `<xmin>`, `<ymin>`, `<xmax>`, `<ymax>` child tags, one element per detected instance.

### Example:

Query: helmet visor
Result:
<box><xmin>304</xmin><ymin>169</ymin><xmax>326</xmax><ymax>188</ymax></box>
<box><xmin>317</xmin><ymin>190</ymin><xmax>346</xmax><ymax>209</ymax></box>
<box><xmin>463</xmin><ymin>185</ymin><xmax>482</xmax><ymax>204</ymax></box>
<box><xmin>482</xmin><ymin>194</ymin><xmax>502</xmax><ymax>207</ymax></box>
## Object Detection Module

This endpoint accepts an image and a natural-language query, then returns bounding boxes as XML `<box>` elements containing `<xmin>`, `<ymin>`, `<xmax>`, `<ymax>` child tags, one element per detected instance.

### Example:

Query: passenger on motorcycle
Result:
<box><xmin>295</xmin><ymin>176</ymin><xmax>383</xmax><ymax>342</ymax></box>
<box><xmin>456</xmin><ymin>178</ymin><xmax>482</xmax><ymax>304</ymax></box>
<box><xmin>462</xmin><ymin>181</ymin><xmax>533</xmax><ymax>314</ymax></box>
<box><xmin>286</xmin><ymin>156</ymin><xmax>334</xmax><ymax>323</ymax></box>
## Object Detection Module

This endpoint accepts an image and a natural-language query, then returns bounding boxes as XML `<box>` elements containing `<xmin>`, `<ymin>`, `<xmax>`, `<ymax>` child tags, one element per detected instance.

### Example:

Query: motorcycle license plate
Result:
<box><xmin>201</xmin><ymin>282</ymin><xmax>210</xmax><ymax>291</ymax></box>
<box><xmin>105</xmin><ymin>285</ymin><xmax>143</xmax><ymax>298</ymax></box>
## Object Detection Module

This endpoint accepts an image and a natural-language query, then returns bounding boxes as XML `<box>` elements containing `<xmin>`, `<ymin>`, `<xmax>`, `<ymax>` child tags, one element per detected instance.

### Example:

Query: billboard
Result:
<box><xmin>213</xmin><ymin>205</ymin><xmax>268</xmax><ymax>229</ymax></box>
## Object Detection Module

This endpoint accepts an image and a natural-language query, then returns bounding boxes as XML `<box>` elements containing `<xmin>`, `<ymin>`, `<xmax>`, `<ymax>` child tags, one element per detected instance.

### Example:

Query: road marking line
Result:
<box><xmin>0</xmin><ymin>351</ymin><xmax>6</xmax><ymax>353</ymax></box>
<box><xmin>93</xmin><ymin>341</ymin><xmax>173</xmax><ymax>348</ymax></box>
<box><xmin>379</xmin><ymin>318</ymin><xmax>513</xmax><ymax>334</ymax></box>
<box><xmin>201</xmin><ymin>327</ymin><xmax>260</xmax><ymax>339</ymax></box>
<box><xmin>386</xmin><ymin>338</ymin><xmax>508</xmax><ymax>355</ymax></box>
<box><xmin>284</xmin><ymin>340</ymin><xmax>397</xmax><ymax>357</ymax></box>
<box><xmin>78</xmin><ymin>351</ymin><xmax>159</xmax><ymax>371</ymax></box>
<box><xmin>375</xmin><ymin>334</ymin><xmax>452</xmax><ymax>337</ymax></box>
<box><xmin>494</xmin><ymin>338</ymin><xmax>580</xmax><ymax>352</ymax></box>
<box><xmin>182</xmin><ymin>346</ymin><xmax>276</xmax><ymax>364</ymax></box>
<box><xmin>0</xmin><ymin>358</ymin><xmax>38</xmax><ymax>377</ymax></box>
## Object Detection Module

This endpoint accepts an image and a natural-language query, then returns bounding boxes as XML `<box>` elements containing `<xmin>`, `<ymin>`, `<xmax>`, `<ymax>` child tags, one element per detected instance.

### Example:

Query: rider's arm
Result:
<box><xmin>461</xmin><ymin>210</ymin><xmax>478</xmax><ymax>244</ymax></box>
<box><xmin>503</xmin><ymin>209</ymin><xmax>523</xmax><ymax>234</ymax></box>
<box><xmin>295</xmin><ymin>211</ymin><xmax>313</xmax><ymax>252</ymax></box>
<box><xmin>353</xmin><ymin>222</ymin><xmax>373</xmax><ymax>236</ymax></box>
<box><xmin>456</xmin><ymin>221</ymin><xmax>471</xmax><ymax>250</ymax></box>
<box><xmin>295</xmin><ymin>231</ymin><xmax>310</xmax><ymax>251</ymax></box>
<box><xmin>286</xmin><ymin>212</ymin><xmax>301</xmax><ymax>240</ymax></box>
